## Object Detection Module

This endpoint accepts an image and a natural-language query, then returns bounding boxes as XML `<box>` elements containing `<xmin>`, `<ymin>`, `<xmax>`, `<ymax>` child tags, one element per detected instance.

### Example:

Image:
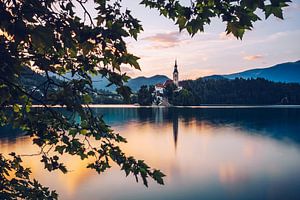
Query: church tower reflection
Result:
<box><xmin>172</xmin><ymin>109</ymin><xmax>179</xmax><ymax>150</ymax></box>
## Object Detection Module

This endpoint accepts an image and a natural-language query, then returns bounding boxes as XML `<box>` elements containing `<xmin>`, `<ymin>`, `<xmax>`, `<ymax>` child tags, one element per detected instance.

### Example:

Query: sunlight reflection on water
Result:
<box><xmin>1</xmin><ymin>107</ymin><xmax>300</xmax><ymax>200</ymax></box>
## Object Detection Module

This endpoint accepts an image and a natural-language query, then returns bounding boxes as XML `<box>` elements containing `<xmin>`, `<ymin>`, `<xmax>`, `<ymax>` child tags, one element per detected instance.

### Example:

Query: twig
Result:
<box><xmin>74</xmin><ymin>0</ymin><xmax>95</xmax><ymax>27</ymax></box>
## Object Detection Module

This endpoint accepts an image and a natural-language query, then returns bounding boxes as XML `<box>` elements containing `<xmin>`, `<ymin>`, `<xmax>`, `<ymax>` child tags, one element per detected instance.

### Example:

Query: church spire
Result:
<box><xmin>173</xmin><ymin>59</ymin><xmax>178</xmax><ymax>73</ymax></box>
<box><xmin>173</xmin><ymin>59</ymin><xmax>179</xmax><ymax>87</ymax></box>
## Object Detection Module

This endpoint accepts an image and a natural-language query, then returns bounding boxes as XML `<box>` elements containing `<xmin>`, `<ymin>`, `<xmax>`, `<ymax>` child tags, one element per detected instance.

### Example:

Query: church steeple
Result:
<box><xmin>174</xmin><ymin>59</ymin><xmax>178</xmax><ymax>73</ymax></box>
<box><xmin>173</xmin><ymin>59</ymin><xmax>179</xmax><ymax>87</ymax></box>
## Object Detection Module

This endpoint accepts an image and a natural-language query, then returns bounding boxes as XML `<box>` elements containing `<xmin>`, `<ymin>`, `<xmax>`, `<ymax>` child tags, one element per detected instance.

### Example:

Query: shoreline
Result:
<box><xmin>26</xmin><ymin>104</ymin><xmax>300</xmax><ymax>109</ymax></box>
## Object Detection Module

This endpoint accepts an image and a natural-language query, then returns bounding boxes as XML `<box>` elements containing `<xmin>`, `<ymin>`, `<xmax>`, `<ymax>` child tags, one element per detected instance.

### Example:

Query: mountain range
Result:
<box><xmin>213</xmin><ymin>60</ymin><xmax>300</xmax><ymax>83</ymax></box>
<box><xmin>54</xmin><ymin>60</ymin><xmax>300</xmax><ymax>92</ymax></box>
<box><xmin>124</xmin><ymin>60</ymin><xmax>300</xmax><ymax>92</ymax></box>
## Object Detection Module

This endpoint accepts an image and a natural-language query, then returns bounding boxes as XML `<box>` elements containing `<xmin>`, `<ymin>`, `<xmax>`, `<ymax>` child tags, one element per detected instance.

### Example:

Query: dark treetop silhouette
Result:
<box><xmin>0</xmin><ymin>0</ymin><xmax>291</xmax><ymax>199</ymax></box>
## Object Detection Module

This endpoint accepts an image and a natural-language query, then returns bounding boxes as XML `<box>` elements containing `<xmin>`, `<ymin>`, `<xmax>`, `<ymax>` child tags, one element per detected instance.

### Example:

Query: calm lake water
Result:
<box><xmin>1</xmin><ymin>106</ymin><xmax>300</xmax><ymax>200</ymax></box>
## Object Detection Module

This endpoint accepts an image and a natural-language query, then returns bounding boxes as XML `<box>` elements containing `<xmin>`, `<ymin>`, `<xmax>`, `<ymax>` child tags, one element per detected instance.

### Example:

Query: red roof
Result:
<box><xmin>155</xmin><ymin>83</ymin><xmax>164</xmax><ymax>88</ymax></box>
<box><xmin>163</xmin><ymin>79</ymin><xmax>173</xmax><ymax>86</ymax></box>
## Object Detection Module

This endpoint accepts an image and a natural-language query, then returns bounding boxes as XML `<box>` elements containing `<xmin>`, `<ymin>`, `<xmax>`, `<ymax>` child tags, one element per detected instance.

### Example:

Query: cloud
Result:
<box><xmin>121</xmin><ymin>66</ymin><xmax>137</xmax><ymax>77</ymax></box>
<box><xmin>268</xmin><ymin>31</ymin><xmax>291</xmax><ymax>40</ymax></box>
<box><xmin>182</xmin><ymin>68</ymin><xmax>216</xmax><ymax>80</ymax></box>
<box><xmin>243</xmin><ymin>55</ymin><xmax>264</xmax><ymax>61</ymax></box>
<box><xmin>219</xmin><ymin>32</ymin><xmax>235</xmax><ymax>40</ymax></box>
<box><xmin>142</xmin><ymin>31</ymin><xmax>186</xmax><ymax>49</ymax></box>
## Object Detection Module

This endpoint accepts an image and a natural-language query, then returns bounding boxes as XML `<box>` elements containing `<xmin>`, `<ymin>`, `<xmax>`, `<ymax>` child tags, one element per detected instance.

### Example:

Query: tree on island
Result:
<box><xmin>173</xmin><ymin>89</ymin><xmax>196</xmax><ymax>106</ymax></box>
<box><xmin>164</xmin><ymin>83</ymin><xmax>177</xmax><ymax>104</ymax></box>
<box><xmin>0</xmin><ymin>0</ymin><xmax>291</xmax><ymax>198</ymax></box>
<box><xmin>137</xmin><ymin>85</ymin><xmax>155</xmax><ymax>106</ymax></box>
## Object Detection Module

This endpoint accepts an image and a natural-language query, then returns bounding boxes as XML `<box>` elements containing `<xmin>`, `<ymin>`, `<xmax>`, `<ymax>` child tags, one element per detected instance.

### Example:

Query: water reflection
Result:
<box><xmin>172</xmin><ymin>110</ymin><xmax>178</xmax><ymax>149</ymax></box>
<box><xmin>94</xmin><ymin>107</ymin><xmax>300</xmax><ymax>145</ymax></box>
<box><xmin>1</xmin><ymin>107</ymin><xmax>300</xmax><ymax>200</ymax></box>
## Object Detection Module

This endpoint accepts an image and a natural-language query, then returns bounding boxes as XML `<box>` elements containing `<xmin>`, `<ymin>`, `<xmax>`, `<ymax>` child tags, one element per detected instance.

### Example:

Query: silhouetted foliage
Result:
<box><xmin>141</xmin><ymin>0</ymin><xmax>291</xmax><ymax>39</ymax></box>
<box><xmin>164</xmin><ymin>83</ymin><xmax>177</xmax><ymax>103</ymax></box>
<box><xmin>177</xmin><ymin>78</ymin><xmax>300</xmax><ymax>105</ymax></box>
<box><xmin>0</xmin><ymin>153</ymin><xmax>58</xmax><ymax>199</ymax></box>
<box><xmin>137</xmin><ymin>85</ymin><xmax>155</xmax><ymax>106</ymax></box>
<box><xmin>172</xmin><ymin>89</ymin><xmax>195</xmax><ymax>106</ymax></box>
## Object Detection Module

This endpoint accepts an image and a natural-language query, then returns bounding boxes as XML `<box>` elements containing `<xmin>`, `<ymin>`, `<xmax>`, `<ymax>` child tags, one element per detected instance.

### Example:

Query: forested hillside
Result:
<box><xmin>172</xmin><ymin>78</ymin><xmax>300</xmax><ymax>105</ymax></box>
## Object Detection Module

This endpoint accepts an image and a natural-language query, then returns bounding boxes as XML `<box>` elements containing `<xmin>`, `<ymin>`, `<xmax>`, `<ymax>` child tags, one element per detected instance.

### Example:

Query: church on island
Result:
<box><xmin>154</xmin><ymin>60</ymin><xmax>182</xmax><ymax>105</ymax></box>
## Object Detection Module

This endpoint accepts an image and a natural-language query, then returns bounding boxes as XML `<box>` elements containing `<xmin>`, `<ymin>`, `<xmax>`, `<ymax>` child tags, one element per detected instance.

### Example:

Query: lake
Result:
<box><xmin>1</xmin><ymin>106</ymin><xmax>300</xmax><ymax>200</ymax></box>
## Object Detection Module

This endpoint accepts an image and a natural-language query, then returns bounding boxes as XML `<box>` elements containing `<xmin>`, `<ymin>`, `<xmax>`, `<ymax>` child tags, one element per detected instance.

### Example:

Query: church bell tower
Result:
<box><xmin>173</xmin><ymin>60</ymin><xmax>179</xmax><ymax>87</ymax></box>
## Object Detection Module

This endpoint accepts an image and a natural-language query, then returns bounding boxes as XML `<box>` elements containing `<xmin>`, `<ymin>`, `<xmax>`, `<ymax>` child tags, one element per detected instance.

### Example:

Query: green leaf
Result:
<box><xmin>265</xmin><ymin>5</ymin><xmax>284</xmax><ymax>19</ymax></box>
<box><xmin>125</xmin><ymin>54</ymin><xmax>141</xmax><ymax>70</ymax></box>
<box><xmin>25</xmin><ymin>104</ymin><xmax>31</xmax><ymax>113</ymax></box>
<box><xmin>59</xmin><ymin>165</ymin><xmax>68</xmax><ymax>174</ymax></box>
<box><xmin>69</xmin><ymin>128</ymin><xmax>78</xmax><ymax>137</ymax></box>
<box><xmin>13</xmin><ymin>104</ymin><xmax>21</xmax><ymax>113</ymax></box>
<box><xmin>226</xmin><ymin>22</ymin><xmax>245</xmax><ymax>39</ymax></box>
<box><xmin>178</xmin><ymin>17</ymin><xmax>187</xmax><ymax>31</ymax></box>
<box><xmin>80</xmin><ymin>129</ymin><xmax>88</xmax><ymax>135</ymax></box>
<box><xmin>82</xmin><ymin>42</ymin><xmax>94</xmax><ymax>55</ymax></box>
<box><xmin>55</xmin><ymin>146</ymin><xmax>66</xmax><ymax>154</ymax></box>
<box><xmin>83</xmin><ymin>94</ymin><xmax>92</xmax><ymax>104</ymax></box>
<box><xmin>152</xmin><ymin>169</ymin><xmax>166</xmax><ymax>185</ymax></box>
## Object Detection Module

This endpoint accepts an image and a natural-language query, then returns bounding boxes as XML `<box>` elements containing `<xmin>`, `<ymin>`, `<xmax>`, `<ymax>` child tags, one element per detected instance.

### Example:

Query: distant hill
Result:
<box><xmin>21</xmin><ymin>67</ymin><xmax>48</xmax><ymax>87</ymax></box>
<box><xmin>91</xmin><ymin>77</ymin><xmax>116</xmax><ymax>91</ymax></box>
<box><xmin>53</xmin><ymin>73</ymin><xmax>118</xmax><ymax>92</ymax></box>
<box><xmin>126</xmin><ymin>75</ymin><xmax>169</xmax><ymax>91</ymax></box>
<box><xmin>53</xmin><ymin>72</ymin><xmax>170</xmax><ymax>92</ymax></box>
<box><xmin>204</xmin><ymin>60</ymin><xmax>300</xmax><ymax>83</ymax></box>
<box><xmin>201</xmin><ymin>75</ymin><xmax>227</xmax><ymax>80</ymax></box>
<box><xmin>87</xmin><ymin>74</ymin><xmax>170</xmax><ymax>92</ymax></box>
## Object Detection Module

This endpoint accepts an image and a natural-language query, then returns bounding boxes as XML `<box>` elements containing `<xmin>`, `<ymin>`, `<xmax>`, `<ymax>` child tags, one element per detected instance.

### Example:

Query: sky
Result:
<box><xmin>87</xmin><ymin>0</ymin><xmax>300</xmax><ymax>80</ymax></box>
